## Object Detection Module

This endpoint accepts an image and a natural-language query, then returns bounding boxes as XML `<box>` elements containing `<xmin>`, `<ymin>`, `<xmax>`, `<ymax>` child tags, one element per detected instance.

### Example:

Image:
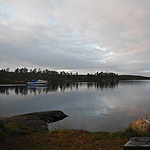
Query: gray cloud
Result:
<box><xmin>0</xmin><ymin>0</ymin><xmax>150</xmax><ymax>75</ymax></box>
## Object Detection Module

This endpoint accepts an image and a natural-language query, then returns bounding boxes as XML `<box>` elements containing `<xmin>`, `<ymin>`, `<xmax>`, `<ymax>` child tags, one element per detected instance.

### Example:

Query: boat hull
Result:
<box><xmin>27</xmin><ymin>83</ymin><xmax>48</xmax><ymax>86</ymax></box>
<box><xmin>27</xmin><ymin>80</ymin><xmax>49</xmax><ymax>87</ymax></box>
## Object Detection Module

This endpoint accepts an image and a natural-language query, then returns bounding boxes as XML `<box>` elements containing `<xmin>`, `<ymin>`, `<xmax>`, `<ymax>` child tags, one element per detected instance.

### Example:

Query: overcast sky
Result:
<box><xmin>0</xmin><ymin>0</ymin><xmax>150</xmax><ymax>75</ymax></box>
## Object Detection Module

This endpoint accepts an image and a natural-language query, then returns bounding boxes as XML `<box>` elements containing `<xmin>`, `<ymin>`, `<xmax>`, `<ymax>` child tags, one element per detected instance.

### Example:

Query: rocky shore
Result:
<box><xmin>4</xmin><ymin>110</ymin><xmax>68</xmax><ymax>131</ymax></box>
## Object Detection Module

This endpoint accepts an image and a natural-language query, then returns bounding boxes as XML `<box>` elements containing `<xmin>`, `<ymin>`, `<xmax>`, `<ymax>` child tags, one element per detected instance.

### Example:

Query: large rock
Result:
<box><xmin>131</xmin><ymin>118</ymin><xmax>150</xmax><ymax>133</ymax></box>
<box><xmin>5</xmin><ymin>110</ymin><xmax>68</xmax><ymax>131</ymax></box>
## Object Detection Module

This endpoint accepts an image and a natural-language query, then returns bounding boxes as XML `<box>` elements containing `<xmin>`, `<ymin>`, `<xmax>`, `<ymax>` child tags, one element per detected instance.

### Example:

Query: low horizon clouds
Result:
<box><xmin>0</xmin><ymin>0</ymin><xmax>150</xmax><ymax>75</ymax></box>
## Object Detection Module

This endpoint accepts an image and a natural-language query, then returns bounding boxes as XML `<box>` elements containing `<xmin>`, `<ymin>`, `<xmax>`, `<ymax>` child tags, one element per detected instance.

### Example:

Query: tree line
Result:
<box><xmin>118</xmin><ymin>75</ymin><xmax>150</xmax><ymax>80</ymax></box>
<box><xmin>0</xmin><ymin>67</ymin><xmax>120</xmax><ymax>83</ymax></box>
<box><xmin>0</xmin><ymin>67</ymin><xmax>150</xmax><ymax>84</ymax></box>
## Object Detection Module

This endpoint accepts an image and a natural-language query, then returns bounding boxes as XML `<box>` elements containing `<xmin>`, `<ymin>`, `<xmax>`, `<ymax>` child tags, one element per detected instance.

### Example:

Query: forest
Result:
<box><xmin>0</xmin><ymin>67</ymin><xmax>149</xmax><ymax>84</ymax></box>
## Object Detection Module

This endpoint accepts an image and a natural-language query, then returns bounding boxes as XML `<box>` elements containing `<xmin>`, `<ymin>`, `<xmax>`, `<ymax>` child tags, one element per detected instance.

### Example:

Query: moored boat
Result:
<box><xmin>27</xmin><ymin>80</ymin><xmax>49</xmax><ymax>86</ymax></box>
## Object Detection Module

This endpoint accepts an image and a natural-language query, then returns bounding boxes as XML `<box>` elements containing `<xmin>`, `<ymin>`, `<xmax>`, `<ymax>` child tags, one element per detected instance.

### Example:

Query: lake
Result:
<box><xmin>0</xmin><ymin>81</ymin><xmax>150</xmax><ymax>132</ymax></box>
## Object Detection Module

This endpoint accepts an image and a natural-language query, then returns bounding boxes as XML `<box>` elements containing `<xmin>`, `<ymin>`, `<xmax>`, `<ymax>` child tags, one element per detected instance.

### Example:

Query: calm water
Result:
<box><xmin>0</xmin><ymin>81</ymin><xmax>150</xmax><ymax>132</ymax></box>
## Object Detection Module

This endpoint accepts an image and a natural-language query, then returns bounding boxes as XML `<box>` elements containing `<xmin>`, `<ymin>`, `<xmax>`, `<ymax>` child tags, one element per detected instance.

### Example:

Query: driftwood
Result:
<box><xmin>5</xmin><ymin>110</ymin><xmax>68</xmax><ymax>131</ymax></box>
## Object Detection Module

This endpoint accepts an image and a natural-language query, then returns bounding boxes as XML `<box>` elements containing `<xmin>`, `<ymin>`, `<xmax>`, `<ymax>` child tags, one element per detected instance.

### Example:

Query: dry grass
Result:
<box><xmin>1</xmin><ymin>121</ymin><xmax>149</xmax><ymax>150</ymax></box>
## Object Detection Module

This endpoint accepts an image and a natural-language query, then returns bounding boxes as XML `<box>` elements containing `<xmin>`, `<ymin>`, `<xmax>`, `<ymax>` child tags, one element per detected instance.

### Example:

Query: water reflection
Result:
<box><xmin>0</xmin><ymin>81</ymin><xmax>118</xmax><ymax>95</ymax></box>
<box><xmin>1</xmin><ymin>80</ymin><xmax>150</xmax><ymax>132</ymax></box>
<box><xmin>119</xmin><ymin>80</ymin><xmax>150</xmax><ymax>85</ymax></box>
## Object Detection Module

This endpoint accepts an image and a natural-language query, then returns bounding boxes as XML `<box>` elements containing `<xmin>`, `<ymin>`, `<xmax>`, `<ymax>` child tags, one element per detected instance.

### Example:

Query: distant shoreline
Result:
<box><xmin>1</xmin><ymin>67</ymin><xmax>150</xmax><ymax>84</ymax></box>
<box><xmin>0</xmin><ymin>79</ymin><xmax>150</xmax><ymax>86</ymax></box>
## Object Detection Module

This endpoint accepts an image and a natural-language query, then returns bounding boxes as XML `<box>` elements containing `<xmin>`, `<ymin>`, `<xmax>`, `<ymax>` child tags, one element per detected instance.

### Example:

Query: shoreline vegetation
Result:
<box><xmin>1</xmin><ymin>112</ymin><xmax>150</xmax><ymax>150</ymax></box>
<box><xmin>0</xmin><ymin>67</ymin><xmax>150</xmax><ymax>84</ymax></box>
<box><xmin>1</xmin><ymin>119</ymin><xmax>150</xmax><ymax>150</ymax></box>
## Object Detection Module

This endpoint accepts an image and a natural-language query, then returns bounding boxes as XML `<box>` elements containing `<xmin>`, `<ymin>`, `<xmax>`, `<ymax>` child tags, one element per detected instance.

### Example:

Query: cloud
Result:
<box><xmin>0</xmin><ymin>0</ymin><xmax>150</xmax><ymax>75</ymax></box>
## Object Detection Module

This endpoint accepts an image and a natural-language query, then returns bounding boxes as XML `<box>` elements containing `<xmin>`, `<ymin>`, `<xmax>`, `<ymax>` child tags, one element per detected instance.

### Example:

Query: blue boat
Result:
<box><xmin>27</xmin><ymin>80</ymin><xmax>49</xmax><ymax>86</ymax></box>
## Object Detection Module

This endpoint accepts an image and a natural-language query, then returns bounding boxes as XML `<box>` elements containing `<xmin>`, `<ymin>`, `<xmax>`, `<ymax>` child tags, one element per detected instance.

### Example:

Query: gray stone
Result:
<box><xmin>4</xmin><ymin>110</ymin><xmax>68</xmax><ymax>131</ymax></box>
<box><xmin>124</xmin><ymin>137</ymin><xmax>150</xmax><ymax>150</ymax></box>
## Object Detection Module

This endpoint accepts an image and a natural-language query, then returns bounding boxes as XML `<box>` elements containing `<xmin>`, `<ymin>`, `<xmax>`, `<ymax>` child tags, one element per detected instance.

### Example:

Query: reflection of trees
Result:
<box><xmin>95</xmin><ymin>81</ymin><xmax>118</xmax><ymax>89</ymax></box>
<box><xmin>15</xmin><ymin>87</ymin><xmax>28</xmax><ymax>95</ymax></box>
<box><xmin>119</xmin><ymin>80</ymin><xmax>148</xmax><ymax>85</ymax></box>
<box><xmin>0</xmin><ymin>87</ymin><xmax>9</xmax><ymax>95</ymax></box>
<box><xmin>86</xmin><ymin>81</ymin><xmax>118</xmax><ymax>89</ymax></box>
<box><xmin>0</xmin><ymin>86</ymin><xmax>29</xmax><ymax>95</ymax></box>
<box><xmin>0</xmin><ymin>81</ymin><xmax>118</xmax><ymax>95</ymax></box>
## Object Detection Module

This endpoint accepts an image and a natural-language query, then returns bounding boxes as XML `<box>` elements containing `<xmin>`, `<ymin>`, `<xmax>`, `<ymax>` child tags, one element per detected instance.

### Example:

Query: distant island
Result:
<box><xmin>0</xmin><ymin>67</ymin><xmax>150</xmax><ymax>84</ymax></box>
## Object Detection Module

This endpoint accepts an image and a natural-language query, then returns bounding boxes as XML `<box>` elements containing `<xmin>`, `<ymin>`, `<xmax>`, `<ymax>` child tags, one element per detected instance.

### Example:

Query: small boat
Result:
<box><xmin>27</xmin><ymin>80</ymin><xmax>49</xmax><ymax>86</ymax></box>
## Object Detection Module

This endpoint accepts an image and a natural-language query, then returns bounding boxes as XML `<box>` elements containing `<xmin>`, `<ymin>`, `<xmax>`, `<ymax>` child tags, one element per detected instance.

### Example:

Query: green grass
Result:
<box><xmin>1</xmin><ymin>119</ymin><xmax>150</xmax><ymax>150</ymax></box>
